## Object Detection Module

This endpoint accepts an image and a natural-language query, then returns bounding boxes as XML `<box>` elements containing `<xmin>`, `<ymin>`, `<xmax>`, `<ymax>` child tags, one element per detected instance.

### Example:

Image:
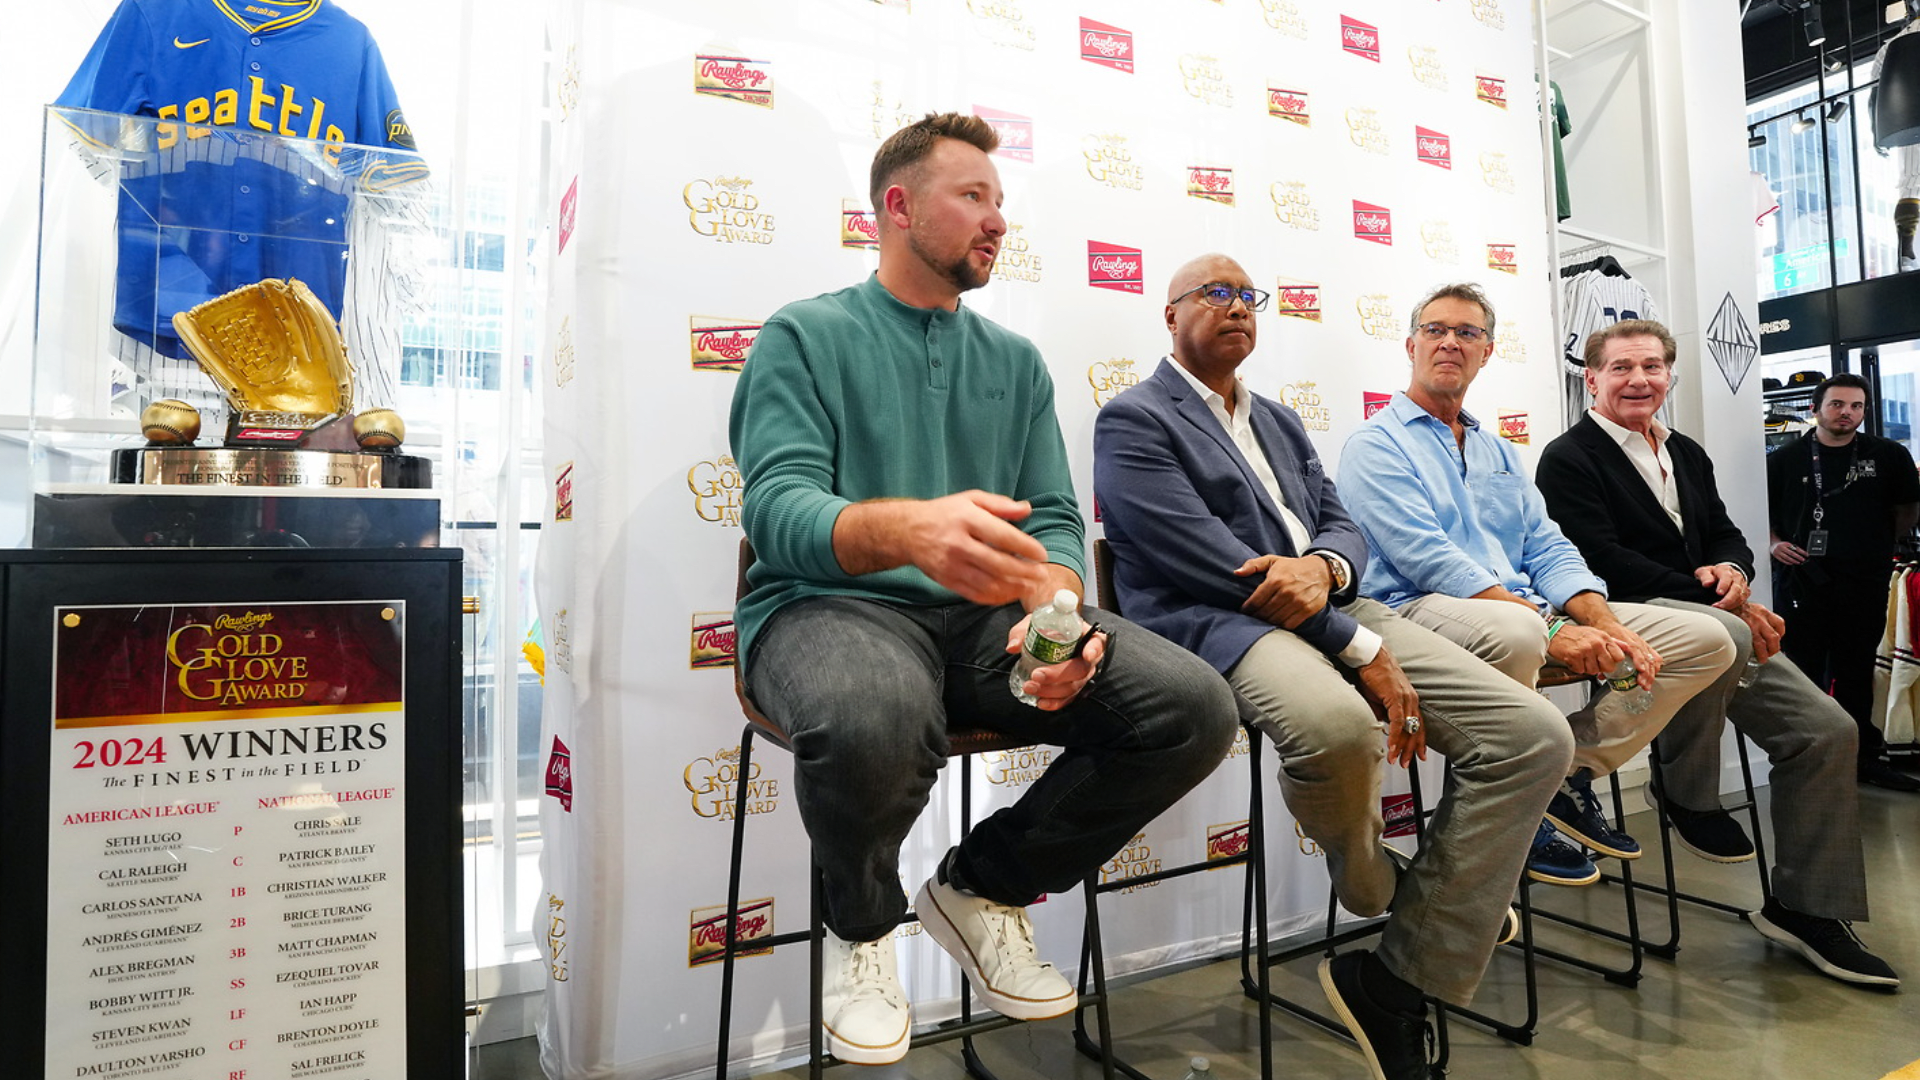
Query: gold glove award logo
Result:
<box><xmin>1408</xmin><ymin>45</ymin><xmax>1448</xmax><ymax>91</ymax></box>
<box><xmin>551</xmin><ymin>316</ymin><xmax>575</xmax><ymax>388</ymax></box>
<box><xmin>975</xmin><ymin>106</ymin><xmax>1035</xmax><ymax>162</ymax></box>
<box><xmin>1080</xmin><ymin>17</ymin><xmax>1134</xmax><ymax>72</ymax></box>
<box><xmin>1476</xmin><ymin>72</ymin><xmax>1508</xmax><ymax>109</ymax></box>
<box><xmin>1472</xmin><ymin>0</ymin><xmax>1507</xmax><ymax>30</ymax></box>
<box><xmin>689</xmin><ymin>455</ymin><xmax>743</xmax><ymax>526</ymax></box>
<box><xmin>1206</xmin><ymin>821</ymin><xmax>1252</xmax><ymax>865</ymax></box>
<box><xmin>1421</xmin><ymin>219</ymin><xmax>1460</xmax><ymax>264</ymax></box>
<box><xmin>1416</xmin><ymin>126</ymin><xmax>1451</xmax><ymax>170</ymax></box>
<box><xmin>688</xmin><ymin>898</ymin><xmax>773</xmax><ymax>967</ymax></box>
<box><xmin>693</xmin><ymin>54</ymin><xmax>773</xmax><ymax>108</ymax></box>
<box><xmin>551</xmin><ymin>609</ymin><xmax>574</xmax><ymax>676</ymax></box>
<box><xmin>684</xmin><ymin>745</ymin><xmax>781</xmax><ymax>820</ymax></box>
<box><xmin>1357</xmin><ymin>294</ymin><xmax>1399</xmax><ymax>339</ymax></box>
<box><xmin>1259</xmin><ymin>0</ymin><xmax>1309</xmax><ymax>38</ymax></box>
<box><xmin>1270</xmin><ymin>180</ymin><xmax>1320</xmax><ymax>230</ymax></box>
<box><xmin>1102</xmin><ymin>833</ymin><xmax>1161</xmax><ymax>894</ymax></box>
<box><xmin>1346</xmin><ymin>107</ymin><xmax>1388</xmax><ymax>155</ymax></box>
<box><xmin>841</xmin><ymin>200</ymin><xmax>879</xmax><ymax>249</ymax></box>
<box><xmin>1089</xmin><ymin>358</ymin><xmax>1142</xmax><ymax>407</ymax></box>
<box><xmin>545</xmin><ymin>893</ymin><xmax>569</xmax><ymax>982</ymax></box>
<box><xmin>1480</xmin><ymin>151</ymin><xmax>1515</xmax><ymax>194</ymax></box>
<box><xmin>967</xmin><ymin>0</ymin><xmax>1037</xmax><ymax>50</ymax></box>
<box><xmin>690</xmin><ymin>316</ymin><xmax>762</xmax><ymax>373</ymax></box>
<box><xmin>1487</xmin><ymin>242</ymin><xmax>1518</xmax><ymax>274</ymax></box>
<box><xmin>1267</xmin><ymin>86</ymin><xmax>1311</xmax><ymax>127</ymax></box>
<box><xmin>991</xmin><ymin>223</ymin><xmax>1042</xmax><ymax>284</ymax></box>
<box><xmin>1187</xmin><ymin>165</ymin><xmax>1234</xmax><ymax>205</ymax></box>
<box><xmin>685</xmin><ymin>177</ymin><xmax>775</xmax><ymax>245</ymax></box>
<box><xmin>1279</xmin><ymin>381</ymin><xmax>1332</xmax><ymax>431</ymax></box>
<box><xmin>856</xmin><ymin>80</ymin><xmax>915</xmax><ymax>140</ymax></box>
<box><xmin>1496</xmin><ymin>322</ymin><xmax>1528</xmax><ymax>363</ymax></box>
<box><xmin>1179</xmin><ymin>54</ymin><xmax>1234</xmax><ymax>108</ymax></box>
<box><xmin>1273</xmin><ymin>276</ymin><xmax>1322</xmax><ymax>321</ymax></box>
<box><xmin>690</xmin><ymin>612</ymin><xmax>737</xmax><ymax>669</ymax></box>
<box><xmin>1084</xmin><ymin>133</ymin><xmax>1143</xmax><ymax>190</ymax></box>
<box><xmin>557</xmin><ymin>45</ymin><xmax>581</xmax><ymax>121</ymax></box>
<box><xmin>984</xmin><ymin>746</ymin><xmax>1057</xmax><ymax>788</ymax></box>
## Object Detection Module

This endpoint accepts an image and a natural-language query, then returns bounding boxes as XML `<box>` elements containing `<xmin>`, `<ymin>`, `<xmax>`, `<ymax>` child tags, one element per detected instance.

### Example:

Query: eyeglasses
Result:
<box><xmin>1415</xmin><ymin>321</ymin><xmax>1490</xmax><ymax>343</ymax></box>
<box><xmin>1172</xmin><ymin>282</ymin><xmax>1271</xmax><ymax>312</ymax></box>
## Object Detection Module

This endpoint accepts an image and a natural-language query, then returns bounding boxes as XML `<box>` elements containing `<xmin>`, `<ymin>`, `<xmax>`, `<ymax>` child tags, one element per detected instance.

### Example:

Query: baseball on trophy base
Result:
<box><xmin>352</xmin><ymin>408</ymin><xmax>407</xmax><ymax>449</ymax></box>
<box><xmin>140</xmin><ymin>399</ymin><xmax>202</xmax><ymax>445</ymax></box>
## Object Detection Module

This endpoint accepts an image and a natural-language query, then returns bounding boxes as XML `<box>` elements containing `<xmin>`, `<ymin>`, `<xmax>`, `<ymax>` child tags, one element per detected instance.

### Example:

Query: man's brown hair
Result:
<box><xmin>868</xmin><ymin>112</ymin><xmax>999</xmax><ymax>211</ymax></box>
<box><xmin>1582</xmin><ymin>319</ymin><xmax>1677</xmax><ymax>369</ymax></box>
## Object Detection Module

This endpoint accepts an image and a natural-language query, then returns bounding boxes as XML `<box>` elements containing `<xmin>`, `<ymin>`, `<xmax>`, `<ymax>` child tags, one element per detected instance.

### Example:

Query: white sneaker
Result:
<box><xmin>821</xmin><ymin>930</ymin><xmax>911</xmax><ymax>1065</ymax></box>
<box><xmin>914</xmin><ymin>875</ymin><xmax>1077</xmax><ymax>1021</ymax></box>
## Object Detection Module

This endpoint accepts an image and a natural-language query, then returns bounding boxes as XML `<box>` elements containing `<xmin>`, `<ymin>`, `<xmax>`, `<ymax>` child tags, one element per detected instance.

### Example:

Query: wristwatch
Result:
<box><xmin>1313</xmin><ymin>551</ymin><xmax>1350</xmax><ymax>593</ymax></box>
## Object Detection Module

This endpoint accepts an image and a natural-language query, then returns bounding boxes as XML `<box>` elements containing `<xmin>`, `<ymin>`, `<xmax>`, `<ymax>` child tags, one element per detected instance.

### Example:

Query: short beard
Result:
<box><xmin>909</xmin><ymin>230</ymin><xmax>993</xmax><ymax>293</ymax></box>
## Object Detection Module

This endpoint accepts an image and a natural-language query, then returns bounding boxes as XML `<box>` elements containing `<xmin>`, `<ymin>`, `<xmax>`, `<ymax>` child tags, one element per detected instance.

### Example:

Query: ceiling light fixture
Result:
<box><xmin>1792</xmin><ymin>111</ymin><xmax>1817</xmax><ymax>132</ymax></box>
<box><xmin>1828</xmin><ymin>99</ymin><xmax>1851</xmax><ymax>122</ymax></box>
<box><xmin>1804</xmin><ymin>1</ymin><xmax>1829</xmax><ymax>46</ymax></box>
<box><xmin>1750</xmin><ymin>131</ymin><xmax>1769</xmax><ymax>148</ymax></box>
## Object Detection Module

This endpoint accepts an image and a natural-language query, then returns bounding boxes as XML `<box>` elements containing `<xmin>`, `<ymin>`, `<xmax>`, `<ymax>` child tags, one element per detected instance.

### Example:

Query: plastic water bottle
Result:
<box><xmin>1181</xmin><ymin>1057</ymin><xmax>1213</xmax><ymax>1080</ymax></box>
<box><xmin>1605</xmin><ymin>658</ymin><xmax>1654</xmax><ymax>714</ymax></box>
<box><xmin>1736</xmin><ymin>654</ymin><xmax>1763</xmax><ymax>689</ymax></box>
<box><xmin>1009</xmin><ymin>589</ymin><xmax>1082</xmax><ymax>705</ymax></box>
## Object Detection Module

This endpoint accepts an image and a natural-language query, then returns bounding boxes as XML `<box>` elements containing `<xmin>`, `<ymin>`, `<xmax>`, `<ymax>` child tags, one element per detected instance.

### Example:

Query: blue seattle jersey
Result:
<box><xmin>56</xmin><ymin>0</ymin><xmax>424</xmax><ymax>358</ymax></box>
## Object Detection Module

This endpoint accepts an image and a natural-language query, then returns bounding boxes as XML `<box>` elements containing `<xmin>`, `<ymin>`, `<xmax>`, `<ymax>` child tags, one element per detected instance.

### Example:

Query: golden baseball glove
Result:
<box><xmin>171</xmin><ymin>277</ymin><xmax>355</xmax><ymax>425</ymax></box>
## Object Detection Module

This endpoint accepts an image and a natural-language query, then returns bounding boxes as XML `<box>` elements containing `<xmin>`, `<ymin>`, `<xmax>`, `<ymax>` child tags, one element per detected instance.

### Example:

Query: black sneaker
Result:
<box><xmin>1859</xmin><ymin>758</ymin><xmax>1920</xmax><ymax>792</ymax></box>
<box><xmin>1545</xmin><ymin>775</ymin><xmax>1643</xmax><ymax>860</ymax></box>
<box><xmin>1318</xmin><ymin>951</ymin><xmax>1434</xmax><ymax>1080</ymax></box>
<box><xmin>1644</xmin><ymin>780</ymin><xmax>1755</xmax><ymax>863</ymax></box>
<box><xmin>1526</xmin><ymin>818</ymin><xmax>1600</xmax><ymax>886</ymax></box>
<box><xmin>1749</xmin><ymin>899</ymin><xmax>1901</xmax><ymax>988</ymax></box>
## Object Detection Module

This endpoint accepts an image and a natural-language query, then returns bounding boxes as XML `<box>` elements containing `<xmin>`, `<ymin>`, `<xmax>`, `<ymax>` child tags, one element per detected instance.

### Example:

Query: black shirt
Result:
<box><xmin>1766</xmin><ymin>431</ymin><xmax>1920</xmax><ymax>585</ymax></box>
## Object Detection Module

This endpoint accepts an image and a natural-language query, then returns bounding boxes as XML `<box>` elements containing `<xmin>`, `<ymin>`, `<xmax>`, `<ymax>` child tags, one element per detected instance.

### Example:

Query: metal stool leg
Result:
<box><xmin>715</xmin><ymin>724</ymin><xmax>757</xmax><ymax>1080</ymax></box>
<box><xmin>1515</xmin><ymin>770</ymin><xmax>1647</xmax><ymax>986</ymax></box>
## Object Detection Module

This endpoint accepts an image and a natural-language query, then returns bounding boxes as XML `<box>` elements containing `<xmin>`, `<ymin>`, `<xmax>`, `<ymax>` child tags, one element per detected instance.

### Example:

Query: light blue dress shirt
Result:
<box><xmin>1337</xmin><ymin>392</ymin><xmax>1608</xmax><ymax>611</ymax></box>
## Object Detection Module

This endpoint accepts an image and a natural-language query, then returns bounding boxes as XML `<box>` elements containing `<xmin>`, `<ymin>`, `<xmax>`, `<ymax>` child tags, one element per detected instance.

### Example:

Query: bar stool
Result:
<box><xmin>712</xmin><ymin>540</ymin><xmax>1117</xmax><ymax>1080</ymax></box>
<box><xmin>1067</xmin><ymin>539</ymin><xmax>1275</xmax><ymax>1080</ymax></box>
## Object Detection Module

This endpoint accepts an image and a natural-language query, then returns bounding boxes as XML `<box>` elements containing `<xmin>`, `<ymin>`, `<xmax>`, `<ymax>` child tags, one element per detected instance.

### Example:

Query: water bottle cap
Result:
<box><xmin>1052</xmin><ymin>589</ymin><xmax>1078</xmax><ymax>612</ymax></box>
<box><xmin>1189</xmin><ymin>1056</ymin><xmax>1210</xmax><ymax>1072</ymax></box>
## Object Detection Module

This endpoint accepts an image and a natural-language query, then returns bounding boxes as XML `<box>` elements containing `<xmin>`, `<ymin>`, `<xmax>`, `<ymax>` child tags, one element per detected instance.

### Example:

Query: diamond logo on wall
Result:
<box><xmin>1706</xmin><ymin>293</ymin><xmax>1758</xmax><ymax>393</ymax></box>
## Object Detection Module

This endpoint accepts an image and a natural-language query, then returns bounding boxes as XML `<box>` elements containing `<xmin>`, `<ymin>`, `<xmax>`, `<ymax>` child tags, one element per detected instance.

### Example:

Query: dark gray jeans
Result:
<box><xmin>745</xmin><ymin>595</ymin><xmax>1239</xmax><ymax>942</ymax></box>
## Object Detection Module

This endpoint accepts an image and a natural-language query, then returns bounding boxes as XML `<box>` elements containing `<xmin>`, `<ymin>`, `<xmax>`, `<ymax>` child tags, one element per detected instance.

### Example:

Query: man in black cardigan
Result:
<box><xmin>1537</xmin><ymin>319</ymin><xmax>1897</xmax><ymax>989</ymax></box>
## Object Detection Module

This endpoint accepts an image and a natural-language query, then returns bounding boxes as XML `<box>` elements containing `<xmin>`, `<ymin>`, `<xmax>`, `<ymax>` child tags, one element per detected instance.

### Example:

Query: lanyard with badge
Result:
<box><xmin>1806</xmin><ymin>435</ymin><xmax>1860</xmax><ymax>556</ymax></box>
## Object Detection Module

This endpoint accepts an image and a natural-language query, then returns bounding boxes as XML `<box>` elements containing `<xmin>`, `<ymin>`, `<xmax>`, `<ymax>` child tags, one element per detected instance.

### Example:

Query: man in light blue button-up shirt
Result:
<box><xmin>1339</xmin><ymin>283</ymin><xmax>1734</xmax><ymax>889</ymax></box>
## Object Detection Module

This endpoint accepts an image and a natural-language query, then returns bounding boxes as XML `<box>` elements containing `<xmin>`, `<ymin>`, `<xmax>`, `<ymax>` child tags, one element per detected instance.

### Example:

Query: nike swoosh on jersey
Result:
<box><xmin>174</xmin><ymin>37</ymin><xmax>210</xmax><ymax>48</ymax></box>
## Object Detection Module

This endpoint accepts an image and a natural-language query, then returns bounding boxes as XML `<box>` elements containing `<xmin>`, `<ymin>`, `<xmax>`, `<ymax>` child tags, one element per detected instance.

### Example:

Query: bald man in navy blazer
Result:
<box><xmin>1092</xmin><ymin>253</ymin><xmax>1571</xmax><ymax>1079</ymax></box>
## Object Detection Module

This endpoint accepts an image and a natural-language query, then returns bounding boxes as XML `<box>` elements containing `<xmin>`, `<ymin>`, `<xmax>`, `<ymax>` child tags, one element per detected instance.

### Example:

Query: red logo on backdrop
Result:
<box><xmin>1415</xmin><ymin>126</ymin><xmax>1451</xmax><ymax>169</ymax></box>
<box><xmin>1267</xmin><ymin>86</ymin><xmax>1311</xmax><ymax>126</ymax></box>
<box><xmin>1487</xmin><ymin>242</ymin><xmax>1518</xmax><ymax>273</ymax></box>
<box><xmin>1341</xmin><ymin>16</ymin><xmax>1381</xmax><ymax>61</ymax></box>
<box><xmin>546</xmin><ymin>736</ymin><xmax>574</xmax><ymax>812</ymax></box>
<box><xmin>688</xmin><ymin>898</ymin><xmax>774</xmax><ymax>966</ymax></box>
<box><xmin>840</xmin><ymin>200</ymin><xmax>879</xmax><ymax>249</ymax></box>
<box><xmin>1382</xmin><ymin>793</ymin><xmax>1416</xmax><ymax>839</ymax></box>
<box><xmin>690</xmin><ymin>612</ymin><xmax>738</xmax><ymax>669</ymax></box>
<box><xmin>1351</xmin><ymin>200</ymin><xmax>1393</xmax><ymax>245</ymax></box>
<box><xmin>1363</xmin><ymin>391</ymin><xmax>1394</xmax><ymax>419</ymax></box>
<box><xmin>1186</xmin><ymin>166</ymin><xmax>1234</xmax><ymax>205</ymax></box>
<box><xmin>1087</xmin><ymin>241</ymin><xmax>1144</xmax><ymax>294</ymax></box>
<box><xmin>558</xmin><ymin>176</ymin><xmax>580</xmax><ymax>254</ymax></box>
<box><xmin>1273</xmin><ymin>279</ymin><xmax>1322</xmax><ymax>321</ymax></box>
<box><xmin>1080</xmin><ymin>17</ymin><xmax>1134</xmax><ymax>72</ymax></box>
<box><xmin>1207</xmin><ymin>820</ymin><xmax>1252</xmax><ymax>863</ymax></box>
<box><xmin>1476</xmin><ymin>74</ymin><xmax>1508</xmax><ymax>108</ymax></box>
<box><xmin>974</xmin><ymin>106</ymin><xmax>1034</xmax><ymax>162</ymax></box>
<box><xmin>1092</xmin><ymin>495</ymin><xmax>1103</xmax><ymax>524</ymax></box>
<box><xmin>693</xmin><ymin>54</ymin><xmax>775</xmax><ymax>107</ymax></box>
<box><xmin>689</xmin><ymin>317</ymin><xmax>763</xmax><ymax>373</ymax></box>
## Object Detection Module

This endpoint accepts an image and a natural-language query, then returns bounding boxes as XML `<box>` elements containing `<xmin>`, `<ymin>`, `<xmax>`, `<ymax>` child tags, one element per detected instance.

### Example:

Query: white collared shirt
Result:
<box><xmin>1588</xmin><ymin>408</ymin><xmax>1683</xmax><ymax>529</ymax></box>
<box><xmin>1168</xmin><ymin>358</ymin><xmax>1380</xmax><ymax>667</ymax></box>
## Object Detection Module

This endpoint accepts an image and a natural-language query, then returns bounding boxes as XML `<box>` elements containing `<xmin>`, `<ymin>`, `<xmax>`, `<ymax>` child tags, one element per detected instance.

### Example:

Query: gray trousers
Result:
<box><xmin>1396</xmin><ymin>595</ymin><xmax>1736</xmax><ymax>779</ymax></box>
<box><xmin>1228</xmin><ymin>598</ymin><xmax>1574</xmax><ymax>1005</ymax></box>
<box><xmin>1646</xmin><ymin>598</ymin><xmax>1867</xmax><ymax>920</ymax></box>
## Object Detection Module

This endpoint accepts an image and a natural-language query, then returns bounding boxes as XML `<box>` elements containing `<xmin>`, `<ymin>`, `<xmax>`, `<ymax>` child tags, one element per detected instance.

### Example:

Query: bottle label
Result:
<box><xmin>1606</xmin><ymin>674</ymin><xmax>1636</xmax><ymax>693</ymax></box>
<box><xmin>1025</xmin><ymin>630</ymin><xmax>1079</xmax><ymax>665</ymax></box>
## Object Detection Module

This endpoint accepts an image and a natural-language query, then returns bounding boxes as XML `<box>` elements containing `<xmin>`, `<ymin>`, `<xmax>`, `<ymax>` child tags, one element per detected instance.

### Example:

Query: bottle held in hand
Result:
<box><xmin>1605</xmin><ymin>658</ymin><xmax>1655</xmax><ymax>715</ymax></box>
<box><xmin>1009</xmin><ymin>589</ymin><xmax>1083</xmax><ymax>705</ymax></box>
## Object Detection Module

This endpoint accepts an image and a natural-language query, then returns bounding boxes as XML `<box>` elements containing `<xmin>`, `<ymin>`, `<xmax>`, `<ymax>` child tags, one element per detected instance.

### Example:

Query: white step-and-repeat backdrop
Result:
<box><xmin>535</xmin><ymin>2</ymin><xmax>1557</xmax><ymax>1077</ymax></box>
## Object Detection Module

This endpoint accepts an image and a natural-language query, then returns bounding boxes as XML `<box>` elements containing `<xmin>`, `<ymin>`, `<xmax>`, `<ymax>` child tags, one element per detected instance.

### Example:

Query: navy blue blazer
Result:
<box><xmin>1092</xmin><ymin>358</ymin><xmax>1369</xmax><ymax>674</ymax></box>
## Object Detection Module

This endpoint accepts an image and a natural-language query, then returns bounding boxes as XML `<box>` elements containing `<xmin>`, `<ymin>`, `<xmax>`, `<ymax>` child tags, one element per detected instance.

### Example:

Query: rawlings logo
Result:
<box><xmin>974</xmin><ymin>106</ymin><xmax>1034</xmax><ymax>161</ymax></box>
<box><xmin>699</xmin><ymin>58</ymin><xmax>767</xmax><ymax>88</ymax></box>
<box><xmin>1415</xmin><ymin>127</ymin><xmax>1451</xmax><ymax>169</ymax></box>
<box><xmin>694</xmin><ymin>55</ymin><xmax>774</xmax><ymax>107</ymax></box>
<box><xmin>1080</xmin><ymin>18</ymin><xmax>1134</xmax><ymax>71</ymax></box>
<box><xmin>1087</xmin><ymin>241</ymin><xmax>1145</xmax><ymax>293</ymax></box>
<box><xmin>1341</xmin><ymin>16</ymin><xmax>1380</xmax><ymax>60</ymax></box>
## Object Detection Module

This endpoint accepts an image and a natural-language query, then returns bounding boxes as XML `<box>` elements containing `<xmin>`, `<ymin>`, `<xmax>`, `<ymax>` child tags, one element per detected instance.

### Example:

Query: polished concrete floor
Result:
<box><xmin>474</xmin><ymin>783</ymin><xmax>1920</xmax><ymax>1080</ymax></box>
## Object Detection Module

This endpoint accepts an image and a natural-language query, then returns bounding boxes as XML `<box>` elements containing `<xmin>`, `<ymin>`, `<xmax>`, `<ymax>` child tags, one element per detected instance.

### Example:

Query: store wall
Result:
<box><xmin>535</xmin><ymin>2</ymin><xmax>1559</xmax><ymax>1078</ymax></box>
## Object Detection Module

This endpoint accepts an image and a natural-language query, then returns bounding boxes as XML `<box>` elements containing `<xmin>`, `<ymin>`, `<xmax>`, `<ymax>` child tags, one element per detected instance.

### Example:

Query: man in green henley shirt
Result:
<box><xmin>729</xmin><ymin>113</ymin><xmax>1238</xmax><ymax>1065</ymax></box>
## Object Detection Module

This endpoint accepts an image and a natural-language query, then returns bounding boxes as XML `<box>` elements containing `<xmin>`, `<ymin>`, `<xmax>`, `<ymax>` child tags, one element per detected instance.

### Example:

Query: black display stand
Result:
<box><xmin>0</xmin><ymin>548</ymin><xmax>463</xmax><ymax>1080</ymax></box>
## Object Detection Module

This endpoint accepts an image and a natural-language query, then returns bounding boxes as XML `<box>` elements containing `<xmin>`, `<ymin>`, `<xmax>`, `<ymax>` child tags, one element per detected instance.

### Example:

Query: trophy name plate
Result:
<box><xmin>112</xmin><ymin>447</ymin><xmax>432</xmax><ymax>489</ymax></box>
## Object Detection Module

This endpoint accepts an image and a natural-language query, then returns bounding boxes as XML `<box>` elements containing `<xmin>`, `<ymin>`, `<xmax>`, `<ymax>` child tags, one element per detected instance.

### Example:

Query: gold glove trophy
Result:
<box><xmin>111</xmin><ymin>278</ymin><xmax>430</xmax><ymax>491</ymax></box>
